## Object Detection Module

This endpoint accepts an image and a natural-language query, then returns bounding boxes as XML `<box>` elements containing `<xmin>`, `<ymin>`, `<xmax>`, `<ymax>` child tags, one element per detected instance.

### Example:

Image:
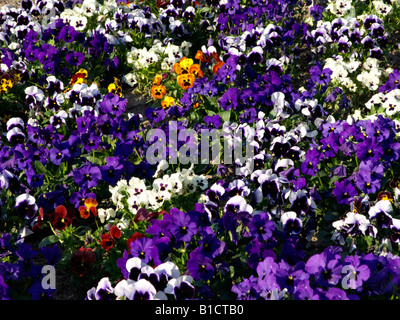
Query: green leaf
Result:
<box><xmin>39</xmin><ymin>235</ymin><xmax>59</xmax><ymax>248</ymax></box>
<box><xmin>324</xmin><ymin>211</ymin><xmax>339</xmax><ymax>222</ymax></box>
<box><xmin>365</xmin><ymin>236</ymin><xmax>373</xmax><ymax>248</ymax></box>
<box><xmin>219</xmin><ymin>110</ymin><xmax>231</xmax><ymax>122</ymax></box>
<box><xmin>194</xmin><ymin>164</ymin><xmax>209</xmax><ymax>174</ymax></box>
<box><xmin>84</xmin><ymin>155</ymin><xmax>103</xmax><ymax>166</ymax></box>
<box><xmin>34</xmin><ymin>161</ymin><xmax>47</xmax><ymax>175</ymax></box>
<box><xmin>229</xmin><ymin>266</ymin><xmax>235</xmax><ymax>278</ymax></box>
<box><xmin>329</xmin><ymin>175</ymin><xmax>340</xmax><ymax>185</ymax></box>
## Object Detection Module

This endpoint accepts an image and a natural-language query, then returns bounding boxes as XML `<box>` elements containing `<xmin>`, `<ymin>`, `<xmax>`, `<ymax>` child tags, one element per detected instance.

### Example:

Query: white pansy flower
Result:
<box><xmin>373</xmin><ymin>0</ymin><xmax>392</xmax><ymax>16</ymax></box>
<box><xmin>122</xmin><ymin>73</ymin><xmax>138</xmax><ymax>87</ymax></box>
<box><xmin>98</xmin><ymin>208</ymin><xmax>116</xmax><ymax>223</ymax></box>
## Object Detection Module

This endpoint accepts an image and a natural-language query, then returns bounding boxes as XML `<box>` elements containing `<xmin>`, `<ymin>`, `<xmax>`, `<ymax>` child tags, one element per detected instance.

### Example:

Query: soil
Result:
<box><xmin>387</xmin><ymin>29</ymin><xmax>400</xmax><ymax>70</ymax></box>
<box><xmin>0</xmin><ymin>0</ymin><xmax>19</xmax><ymax>8</ymax></box>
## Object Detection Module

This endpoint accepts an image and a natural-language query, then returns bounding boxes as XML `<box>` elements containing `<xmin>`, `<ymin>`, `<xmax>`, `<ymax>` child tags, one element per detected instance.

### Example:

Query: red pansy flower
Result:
<box><xmin>70</xmin><ymin>247</ymin><xmax>96</xmax><ymax>277</ymax></box>
<box><xmin>50</xmin><ymin>205</ymin><xmax>74</xmax><ymax>230</ymax></box>
<box><xmin>100</xmin><ymin>225</ymin><xmax>122</xmax><ymax>251</ymax></box>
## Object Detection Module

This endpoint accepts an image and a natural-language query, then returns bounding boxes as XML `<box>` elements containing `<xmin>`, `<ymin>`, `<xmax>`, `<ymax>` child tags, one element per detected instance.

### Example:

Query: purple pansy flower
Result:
<box><xmin>186</xmin><ymin>251</ymin><xmax>214</xmax><ymax>281</ymax></box>
<box><xmin>65</xmin><ymin>50</ymin><xmax>85</xmax><ymax>67</ymax></box>
<box><xmin>343</xmin><ymin>255</ymin><xmax>370</xmax><ymax>290</ymax></box>
<box><xmin>73</xmin><ymin>164</ymin><xmax>102</xmax><ymax>189</ymax></box>
<box><xmin>310</xmin><ymin>61</ymin><xmax>332</xmax><ymax>85</ymax></box>
<box><xmin>332</xmin><ymin>179</ymin><xmax>358</xmax><ymax>205</ymax></box>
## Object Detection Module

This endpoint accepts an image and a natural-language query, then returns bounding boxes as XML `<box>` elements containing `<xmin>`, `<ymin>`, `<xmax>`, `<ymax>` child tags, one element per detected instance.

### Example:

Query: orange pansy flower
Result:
<box><xmin>210</xmin><ymin>52</ymin><xmax>221</xmax><ymax>62</ymax></box>
<box><xmin>213</xmin><ymin>60</ymin><xmax>224</xmax><ymax>75</ymax></box>
<box><xmin>189</xmin><ymin>64</ymin><xmax>203</xmax><ymax>78</ymax></box>
<box><xmin>179</xmin><ymin>57</ymin><xmax>193</xmax><ymax>73</ymax></box>
<box><xmin>151</xmin><ymin>84</ymin><xmax>167</xmax><ymax>99</ymax></box>
<box><xmin>79</xmin><ymin>197</ymin><xmax>98</xmax><ymax>219</ymax></box>
<box><xmin>153</xmin><ymin>74</ymin><xmax>163</xmax><ymax>86</ymax></box>
<box><xmin>173</xmin><ymin>62</ymin><xmax>183</xmax><ymax>75</ymax></box>
<box><xmin>173</xmin><ymin>57</ymin><xmax>194</xmax><ymax>75</ymax></box>
<box><xmin>195</xmin><ymin>50</ymin><xmax>211</xmax><ymax>63</ymax></box>
<box><xmin>177</xmin><ymin>73</ymin><xmax>196</xmax><ymax>90</ymax></box>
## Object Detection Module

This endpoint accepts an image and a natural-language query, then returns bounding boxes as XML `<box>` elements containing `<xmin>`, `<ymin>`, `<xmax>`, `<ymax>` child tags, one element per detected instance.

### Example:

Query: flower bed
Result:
<box><xmin>1</xmin><ymin>0</ymin><xmax>400</xmax><ymax>300</ymax></box>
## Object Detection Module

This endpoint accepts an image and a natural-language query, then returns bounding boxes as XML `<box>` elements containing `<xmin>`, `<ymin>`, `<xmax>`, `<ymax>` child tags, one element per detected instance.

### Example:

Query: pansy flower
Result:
<box><xmin>70</xmin><ymin>247</ymin><xmax>96</xmax><ymax>277</ymax></box>
<box><xmin>161</xmin><ymin>96</ymin><xmax>175</xmax><ymax>109</ymax></box>
<box><xmin>224</xmin><ymin>195</ymin><xmax>253</xmax><ymax>215</ymax></box>
<box><xmin>130</xmin><ymin>237</ymin><xmax>160</xmax><ymax>265</ymax></box>
<box><xmin>146</xmin><ymin>216</ymin><xmax>173</xmax><ymax>239</ymax></box>
<box><xmin>65</xmin><ymin>50</ymin><xmax>85</xmax><ymax>67</ymax></box>
<box><xmin>87</xmin><ymin>277</ymin><xmax>116</xmax><ymax>300</ymax></box>
<box><xmin>390</xmin><ymin>219</ymin><xmax>400</xmax><ymax>244</ymax></box>
<box><xmin>50</xmin><ymin>205</ymin><xmax>74</xmax><ymax>231</ymax></box>
<box><xmin>151</xmin><ymin>84</ymin><xmax>167</xmax><ymax>99</ymax></box>
<box><xmin>254</xmin><ymin>171</ymin><xmax>280</xmax><ymax>203</ymax></box>
<box><xmin>59</xmin><ymin>25</ymin><xmax>80</xmax><ymax>43</ymax></box>
<box><xmin>249</xmin><ymin>212</ymin><xmax>274</xmax><ymax>241</ymax></box>
<box><xmin>281</xmin><ymin>211</ymin><xmax>302</xmax><ymax>235</ymax></box>
<box><xmin>0</xmin><ymin>169</ymin><xmax>21</xmax><ymax>193</ymax></box>
<box><xmin>177</xmin><ymin>73</ymin><xmax>196</xmax><ymax>90</ymax></box>
<box><xmin>6</xmin><ymin>127</ymin><xmax>25</xmax><ymax>145</ymax></box>
<box><xmin>45</xmin><ymin>76</ymin><xmax>64</xmax><ymax>95</ymax></box>
<box><xmin>332</xmin><ymin>179</ymin><xmax>358</xmax><ymax>205</ymax></box>
<box><xmin>100</xmin><ymin>92</ymin><xmax>126</xmax><ymax>116</ymax></box>
<box><xmin>67</xmin><ymin>69</ymin><xmax>88</xmax><ymax>89</ymax></box>
<box><xmin>343</xmin><ymin>255</ymin><xmax>371</xmax><ymax>290</ymax></box>
<box><xmin>81</xmin><ymin>132</ymin><xmax>101</xmax><ymax>152</ymax></box>
<box><xmin>218</xmin><ymin>87</ymin><xmax>239</xmax><ymax>111</ymax></box>
<box><xmin>310</xmin><ymin>61</ymin><xmax>333</xmax><ymax>86</ymax></box>
<box><xmin>107</xmin><ymin>78</ymin><xmax>123</xmax><ymax>97</ymax></box>
<box><xmin>305</xmin><ymin>247</ymin><xmax>343</xmax><ymax>287</ymax></box>
<box><xmin>356</xmin><ymin>170</ymin><xmax>381</xmax><ymax>195</ymax></box>
<box><xmin>126</xmin><ymin>232</ymin><xmax>146</xmax><ymax>251</ymax></box>
<box><xmin>79</xmin><ymin>197</ymin><xmax>98</xmax><ymax>219</ymax></box>
<box><xmin>152</xmin><ymin>74</ymin><xmax>163</xmax><ymax>86</ymax></box>
<box><xmin>100</xmin><ymin>226</ymin><xmax>122</xmax><ymax>252</ymax></box>
<box><xmin>70</xmin><ymin>190</ymin><xmax>96</xmax><ymax>210</ymax></box>
<box><xmin>145</xmin><ymin>106</ymin><xmax>166</xmax><ymax>123</ymax></box>
<box><xmin>368</xmin><ymin>200</ymin><xmax>393</xmax><ymax>228</ymax></box>
<box><xmin>49</xmin><ymin>146</ymin><xmax>71</xmax><ymax>166</ymax></box>
<box><xmin>167</xmin><ymin>276</ymin><xmax>196</xmax><ymax>300</ymax></box>
<box><xmin>36</xmin><ymin>43</ymin><xmax>57</xmax><ymax>65</ymax></box>
<box><xmin>173</xmin><ymin>57</ymin><xmax>193</xmax><ymax>75</ymax></box>
<box><xmin>6</xmin><ymin>117</ymin><xmax>24</xmax><ymax>131</ymax></box>
<box><xmin>186</xmin><ymin>251</ymin><xmax>214</xmax><ymax>281</ymax></box>
<box><xmin>14</xmin><ymin>193</ymin><xmax>38</xmax><ymax>219</ymax></box>
<box><xmin>169</xmin><ymin>208</ymin><xmax>197</xmax><ymax>243</ymax></box>
<box><xmin>100</xmin><ymin>156</ymin><xmax>124</xmax><ymax>186</ymax></box>
<box><xmin>74</xmin><ymin>164</ymin><xmax>102</xmax><ymax>189</ymax></box>
<box><xmin>125</xmin><ymin>279</ymin><xmax>158</xmax><ymax>300</ymax></box>
<box><xmin>189</xmin><ymin>64</ymin><xmax>203</xmax><ymax>78</ymax></box>
<box><xmin>32</xmin><ymin>207</ymin><xmax>45</xmax><ymax>231</ymax></box>
<box><xmin>195</xmin><ymin>228</ymin><xmax>226</xmax><ymax>259</ymax></box>
<box><xmin>333</xmin><ymin>211</ymin><xmax>374</xmax><ymax>238</ymax></box>
<box><xmin>300</xmin><ymin>148</ymin><xmax>320</xmax><ymax>176</ymax></box>
<box><xmin>195</xmin><ymin>50</ymin><xmax>211</xmax><ymax>64</ymax></box>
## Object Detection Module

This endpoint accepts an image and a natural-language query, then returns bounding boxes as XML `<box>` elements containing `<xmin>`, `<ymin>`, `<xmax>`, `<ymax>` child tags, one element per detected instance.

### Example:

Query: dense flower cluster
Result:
<box><xmin>1</xmin><ymin>0</ymin><xmax>400</xmax><ymax>301</ymax></box>
<box><xmin>0</xmin><ymin>233</ymin><xmax>61</xmax><ymax>300</ymax></box>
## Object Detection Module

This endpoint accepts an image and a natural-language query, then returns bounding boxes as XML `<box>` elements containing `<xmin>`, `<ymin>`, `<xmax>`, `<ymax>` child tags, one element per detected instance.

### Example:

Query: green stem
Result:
<box><xmin>354</xmin><ymin>154</ymin><xmax>359</xmax><ymax>168</ymax></box>
<box><xmin>134</xmin><ymin>147</ymin><xmax>142</xmax><ymax>161</ymax></box>
<box><xmin>94</xmin><ymin>216</ymin><xmax>100</xmax><ymax>231</ymax></box>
